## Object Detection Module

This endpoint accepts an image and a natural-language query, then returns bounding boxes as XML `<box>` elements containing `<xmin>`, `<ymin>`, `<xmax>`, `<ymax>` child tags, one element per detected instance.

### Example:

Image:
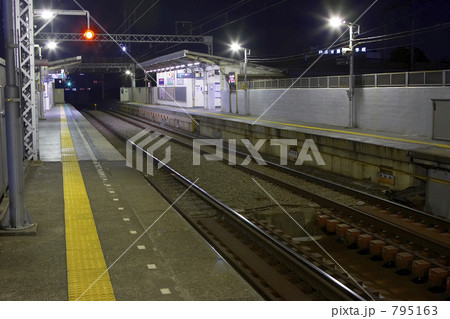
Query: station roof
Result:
<box><xmin>140</xmin><ymin>50</ymin><xmax>283</xmax><ymax>76</ymax></box>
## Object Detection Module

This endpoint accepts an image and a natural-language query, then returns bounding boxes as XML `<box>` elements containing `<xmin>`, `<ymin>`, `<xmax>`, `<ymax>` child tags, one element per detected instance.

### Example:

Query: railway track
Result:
<box><xmin>82</xmin><ymin>109</ymin><xmax>366</xmax><ymax>301</ymax></box>
<box><xmin>106</xmin><ymin>109</ymin><xmax>450</xmax><ymax>253</ymax></box>
<box><xmin>82</xmin><ymin>107</ymin><xmax>450</xmax><ymax>300</ymax></box>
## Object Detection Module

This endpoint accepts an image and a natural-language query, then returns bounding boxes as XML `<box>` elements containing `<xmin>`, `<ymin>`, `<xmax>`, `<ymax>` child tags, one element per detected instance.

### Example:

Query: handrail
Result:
<box><xmin>245</xmin><ymin>69</ymin><xmax>450</xmax><ymax>90</ymax></box>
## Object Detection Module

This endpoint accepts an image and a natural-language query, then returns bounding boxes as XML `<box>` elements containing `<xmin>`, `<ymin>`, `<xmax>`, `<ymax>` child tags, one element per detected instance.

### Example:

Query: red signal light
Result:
<box><xmin>83</xmin><ymin>29</ymin><xmax>95</xmax><ymax>40</ymax></box>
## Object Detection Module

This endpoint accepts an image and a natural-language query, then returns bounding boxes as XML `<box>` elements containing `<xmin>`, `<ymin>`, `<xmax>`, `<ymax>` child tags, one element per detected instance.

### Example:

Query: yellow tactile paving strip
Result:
<box><xmin>60</xmin><ymin>105</ymin><xmax>116</xmax><ymax>301</ymax></box>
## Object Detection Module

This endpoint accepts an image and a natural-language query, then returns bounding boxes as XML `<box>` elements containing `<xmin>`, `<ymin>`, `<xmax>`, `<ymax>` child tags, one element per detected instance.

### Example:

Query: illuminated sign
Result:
<box><xmin>158</xmin><ymin>78</ymin><xmax>164</xmax><ymax>85</ymax></box>
<box><xmin>228</xmin><ymin>72</ymin><xmax>236</xmax><ymax>84</ymax></box>
<box><xmin>177</xmin><ymin>73</ymin><xmax>194</xmax><ymax>79</ymax></box>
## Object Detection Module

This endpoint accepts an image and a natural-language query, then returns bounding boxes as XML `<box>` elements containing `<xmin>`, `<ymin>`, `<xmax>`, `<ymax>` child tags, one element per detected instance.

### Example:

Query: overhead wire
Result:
<box><xmin>121</xmin><ymin>0</ymin><xmax>160</xmax><ymax>34</ymax></box>
<box><xmin>247</xmin><ymin>19</ymin><xmax>450</xmax><ymax>64</ymax></box>
<box><xmin>135</xmin><ymin>0</ymin><xmax>288</xmax><ymax>61</ymax></box>
<box><xmin>98</xmin><ymin>0</ymin><xmax>145</xmax><ymax>54</ymax></box>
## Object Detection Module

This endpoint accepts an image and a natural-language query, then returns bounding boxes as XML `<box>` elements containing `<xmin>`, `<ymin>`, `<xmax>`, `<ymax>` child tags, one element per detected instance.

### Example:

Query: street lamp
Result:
<box><xmin>230</xmin><ymin>42</ymin><xmax>251</xmax><ymax>90</ymax></box>
<box><xmin>329</xmin><ymin>16</ymin><xmax>360</xmax><ymax>128</ymax></box>
<box><xmin>45</xmin><ymin>41</ymin><xmax>57</xmax><ymax>50</ymax></box>
<box><xmin>40</xmin><ymin>10</ymin><xmax>55</xmax><ymax>20</ymax></box>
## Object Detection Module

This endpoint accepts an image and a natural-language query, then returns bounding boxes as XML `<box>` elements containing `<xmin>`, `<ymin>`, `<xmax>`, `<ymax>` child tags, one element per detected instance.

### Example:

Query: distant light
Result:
<box><xmin>194</xmin><ymin>62</ymin><xmax>200</xmax><ymax>65</ymax></box>
<box><xmin>324</xmin><ymin>50</ymin><xmax>329</xmax><ymax>54</ymax></box>
<box><xmin>318</xmin><ymin>50</ymin><xmax>323</xmax><ymax>54</ymax></box>
<box><xmin>180</xmin><ymin>65</ymin><xmax>185</xmax><ymax>68</ymax></box>
<box><xmin>355</xmin><ymin>48</ymin><xmax>360</xmax><ymax>53</ymax></box>
<box><xmin>41</xmin><ymin>10</ymin><xmax>54</xmax><ymax>20</ymax></box>
<box><xmin>330</xmin><ymin>50</ymin><xmax>335</xmax><ymax>54</ymax></box>
<box><xmin>46</xmin><ymin>41</ymin><xmax>57</xmax><ymax>50</ymax></box>
<box><xmin>67</xmin><ymin>81</ymin><xmax>72</xmax><ymax>87</ymax></box>
<box><xmin>330</xmin><ymin>16</ymin><xmax>343</xmax><ymax>28</ymax></box>
<box><xmin>230</xmin><ymin>42</ymin><xmax>242</xmax><ymax>52</ymax></box>
<box><xmin>80</xmin><ymin>73</ymin><xmax>84</xmax><ymax>76</ymax></box>
<box><xmin>122</xmin><ymin>46</ymin><xmax>127</xmax><ymax>52</ymax></box>
<box><xmin>125</xmin><ymin>70</ymin><xmax>131</xmax><ymax>75</ymax></box>
<box><xmin>187</xmin><ymin>63</ymin><xmax>193</xmax><ymax>67</ymax></box>
<box><xmin>176</xmin><ymin>65</ymin><xmax>181</xmax><ymax>69</ymax></box>
<box><xmin>336</xmin><ymin>49</ymin><xmax>341</xmax><ymax>54</ymax></box>
<box><xmin>361</xmin><ymin>47</ymin><xmax>367</xmax><ymax>52</ymax></box>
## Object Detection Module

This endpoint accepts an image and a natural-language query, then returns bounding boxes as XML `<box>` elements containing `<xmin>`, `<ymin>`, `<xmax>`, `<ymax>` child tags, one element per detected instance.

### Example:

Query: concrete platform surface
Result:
<box><xmin>126</xmin><ymin>102</ymin><xmax>450</xmax><ymax>155</ymax></box>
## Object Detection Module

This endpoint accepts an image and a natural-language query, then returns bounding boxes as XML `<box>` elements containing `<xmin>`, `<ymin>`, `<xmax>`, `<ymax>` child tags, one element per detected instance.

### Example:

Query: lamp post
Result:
<box><xmin>230</xmin><ymin>42</ymin><xmax>250</xmax><ymax>90</ymax></box>
<box><xmin>125</xmin><ymin>70</ymin><xmax>136</xmax><ymax>88</ymax></box>
<box><xmin>330</xmin><ymin>17</ymin><xmax>360</xmax><ymax>128</ymax></box>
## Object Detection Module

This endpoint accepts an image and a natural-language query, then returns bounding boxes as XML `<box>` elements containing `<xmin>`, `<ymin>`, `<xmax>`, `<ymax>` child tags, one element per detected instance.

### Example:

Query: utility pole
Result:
<box><xmin>1</xmin><ymin>0</ymin><xmax>34</xmax><ymax>231</ymax></box>
<box><xmin>348</xmin><ymin>24</ymin><xmax>355</xmax><ymax>128</ymax></box>
<box><xmin>410</xmin><ymin>0</ymin><xmax>415</xmax><ymax>70</ymax></box>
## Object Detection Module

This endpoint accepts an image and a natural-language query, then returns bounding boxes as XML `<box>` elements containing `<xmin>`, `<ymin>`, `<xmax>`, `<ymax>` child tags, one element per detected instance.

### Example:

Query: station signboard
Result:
<box><xmin>177</xmin><ymin>72</ymin><xmax>194</xmax><ymax>79</ymax></box>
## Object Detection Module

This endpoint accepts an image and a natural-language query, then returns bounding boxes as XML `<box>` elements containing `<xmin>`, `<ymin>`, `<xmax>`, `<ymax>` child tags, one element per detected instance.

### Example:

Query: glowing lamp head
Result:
<box><xmin>46</xmin><ymin>41</ymin><xmax>57</xmax><ymax>50</ymax></box>
<box><xmin>41</xmin><ymin>10</ymin><xmax>54</xmax><ymax>20</ymax></box>
<box><xmin>330</xmin><ymin>16</ymin><xmax>343</xmax><ymax>28</ymax></box>
<box><xmin>230</xmin><ymin>42</ymin><xmax>242</xmax><ymax>52</ymax></box>
<box><xmin>83</xmin><ymin>29</ymin><xmax>95</xmax><ymax>40</ymax></box>
<box><xmin>125</xmin><ymin>70</ymin><xmax>131</xmax><ymax>75</ymax></box>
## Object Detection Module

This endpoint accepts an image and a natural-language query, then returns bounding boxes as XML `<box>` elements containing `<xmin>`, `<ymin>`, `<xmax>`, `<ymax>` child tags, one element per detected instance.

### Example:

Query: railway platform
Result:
<box><xmin>116</xmin><ymin>102</ymin><xmax>450</xmax><ymax>220</ymax></box>
<box><xmin>0</xmin><ymin>104</ymin><xmax>262</xmax><ymax>301</ymax></box>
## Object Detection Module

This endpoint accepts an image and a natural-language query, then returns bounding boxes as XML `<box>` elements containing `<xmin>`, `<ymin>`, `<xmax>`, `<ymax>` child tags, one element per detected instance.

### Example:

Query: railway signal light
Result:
<box><xmin>83</xmin><ymin>29</ymin><xmax>95</xmax><ymax>40</ymax></box>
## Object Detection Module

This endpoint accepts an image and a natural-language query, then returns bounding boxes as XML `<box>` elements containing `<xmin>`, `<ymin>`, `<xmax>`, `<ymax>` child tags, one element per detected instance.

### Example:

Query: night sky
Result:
<box><xmin>4</xmin><ymin>0</ymin><xmax>450</xmax><ymax>71</ymax></box>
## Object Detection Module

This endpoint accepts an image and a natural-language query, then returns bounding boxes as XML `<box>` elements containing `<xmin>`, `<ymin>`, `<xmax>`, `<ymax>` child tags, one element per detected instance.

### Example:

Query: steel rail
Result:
<box><xmin>112</xmin><ymin>106</ymin><xmax>449</xmax><ymax>232</ymax></box>
<box><xmin>106</xmin><ymin>108</ymin><xmax>450</xmax><ymax>258</ymax></box>
<box><xmin>82</xmin><ymin>109</ymin><xmax>365</xmax><ymax>301</ymax></box>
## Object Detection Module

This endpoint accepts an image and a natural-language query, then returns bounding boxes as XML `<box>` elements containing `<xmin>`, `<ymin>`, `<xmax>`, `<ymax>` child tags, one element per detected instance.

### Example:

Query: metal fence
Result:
<box><xmin>246</xmin><ymin>69</ymin><xmax>450</xmax><ymax>90</ymax></box>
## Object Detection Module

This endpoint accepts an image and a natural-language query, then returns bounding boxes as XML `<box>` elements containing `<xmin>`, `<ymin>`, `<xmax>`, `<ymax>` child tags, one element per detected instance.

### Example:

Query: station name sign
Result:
<box><xmin>177</xmin><ymin>72</ymin><xmax>195</xmax><ymax>79</ymax></box>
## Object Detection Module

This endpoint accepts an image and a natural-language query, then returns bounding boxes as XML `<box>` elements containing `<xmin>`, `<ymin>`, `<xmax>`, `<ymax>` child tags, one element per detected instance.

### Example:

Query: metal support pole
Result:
<box><xmin>348</xmin><ymin>24</ymin><xmax>355</xmax><ymax>128</ymax></box>
<box><xmin>1</xmin><ymin>0</ymin><xmax>34</xmax><ymax>230</ymax></box>
<box><xmin>244</xmin><ymin>49</ymin><xmax>250</xmax><ymax>115</ymax></box>
<box><xmin>202</xmin><ymin>66</ymin><xmax>208</xmax><ymax>109</ymax></box>
<box><xmin>244</xmin><ymin>48</ymin><xmax>248</xmax><ymax>91</ymax></box>
<box><xmin>131</xmin><ymin>64</ymin><xmax>136</xmax><ymax>88</ymax></box>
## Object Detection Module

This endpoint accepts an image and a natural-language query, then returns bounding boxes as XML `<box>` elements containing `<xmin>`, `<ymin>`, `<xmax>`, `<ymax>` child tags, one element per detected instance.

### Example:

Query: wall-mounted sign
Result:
<box><xmin>228</xmin><ymin>72</ymin><xmax>236</xmax><ymax>84</ymax></box>
<box><xmin>158</xmin><ymin>78</ymin><xmax>165</xmax><ymax>85</ymax></box>
<box><xmin>177</xmin><ymin>72</ymin><xmax>194</xmax><ymax>79</ymax></box>
<box><xmin>167</xmin><ymin>77</ymin><xmax>174</xmax><ymax>85</ymax></box>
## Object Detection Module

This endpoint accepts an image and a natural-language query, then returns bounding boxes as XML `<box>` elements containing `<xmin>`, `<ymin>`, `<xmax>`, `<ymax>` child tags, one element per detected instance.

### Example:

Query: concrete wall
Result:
<box><xmin>222</xmin><ymin>90</ymin><xmax>246</xmax><ymax>114</ymax></box>
<box><xmin>120</xmin><ymin>87</ymin><xmax>132</xmax><ymax>102</ymax></box>
<box><xmin>131</xmin><ymin>87</ymin><xmax>151</xmax><ymax>104</ymax></box>
<box><xmin>54</xmin><ymin>88</ymin><xmax>65</xmax><ymax>104</ymax></box>
<box><xmin>240</xmin><ymin>86</ymin><xmax>450</xmax><ymax>137</ymax></box>
<box><xmin>249</xmin><ymin>88</ymin><xmax>349</xmax><ymax>127</ymax></box>
<box><xmin>43</xmin><ymin>81</ymin><xmax>54</xmax><ymax>111</ymax></box>
<box><xmin>120</xmin><ymin>87</ymin><xmax>151</xmax><ymax>104</ymax></box>
<box><xmin>356</xmin><ymin>87</ymin><xmax>450</xmax><ymax>137</ymax></box>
